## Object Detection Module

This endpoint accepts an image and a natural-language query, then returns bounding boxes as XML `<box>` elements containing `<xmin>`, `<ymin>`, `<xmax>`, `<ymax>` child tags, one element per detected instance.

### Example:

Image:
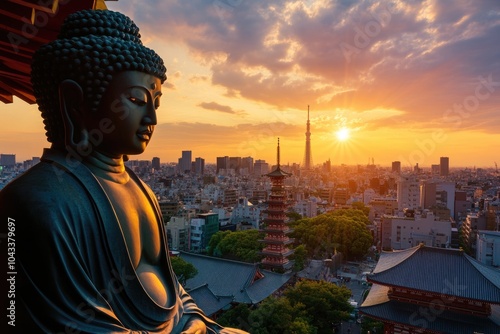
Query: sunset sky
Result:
<box><xmin>2</xmin><ymin>0</ymin><xmax>500</xmax><ymax>169</ymax></box>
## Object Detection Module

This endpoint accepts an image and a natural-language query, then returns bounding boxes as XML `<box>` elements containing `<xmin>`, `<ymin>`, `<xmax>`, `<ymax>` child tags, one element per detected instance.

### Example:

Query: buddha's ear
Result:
<box><xmin>59</xmin><ymin>80</ymin><xmax>88</xmax><ymax>149</ymax></box>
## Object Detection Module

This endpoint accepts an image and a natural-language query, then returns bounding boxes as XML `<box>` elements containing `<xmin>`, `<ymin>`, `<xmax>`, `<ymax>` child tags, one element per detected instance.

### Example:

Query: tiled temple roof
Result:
<box><xmin>180</xmin><ymin>252</ymin><xmax>292</xmax><ymax>304</ymax></box>
<box><xmin>368</xmin><ymin>245</ymin><xmax>500</xmax><ymax>303</ymax></box>
<box><xmin>187</xmin><ymin>284</ymin><xmax>233</xmax><ymax>317</ymax></box>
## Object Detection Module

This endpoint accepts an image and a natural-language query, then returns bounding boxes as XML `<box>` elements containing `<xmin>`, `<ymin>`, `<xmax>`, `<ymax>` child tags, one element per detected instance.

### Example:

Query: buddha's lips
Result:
<box><xmin>137</xmin><ymin>131</ymin><xmax>152</xmax><ymax>141</ymax></box>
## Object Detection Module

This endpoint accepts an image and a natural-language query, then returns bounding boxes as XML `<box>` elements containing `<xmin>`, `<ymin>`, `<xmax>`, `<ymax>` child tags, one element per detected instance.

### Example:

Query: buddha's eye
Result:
<box><xmin>129</xmin><ymin>96</ymin><xmax>147</xmax><ymax>106</ymax></box>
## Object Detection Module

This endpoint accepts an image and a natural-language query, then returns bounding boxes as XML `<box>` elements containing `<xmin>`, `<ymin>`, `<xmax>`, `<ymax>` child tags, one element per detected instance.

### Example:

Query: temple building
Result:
<box><xmin>260</xmin><ymin>139</ymin><xmax>294</xmax><ymax>271</ymax></box>
<box><xmin>359</xmin><ymin>245</ymin><xmax>500</xmax><ymax>333</ymax></box>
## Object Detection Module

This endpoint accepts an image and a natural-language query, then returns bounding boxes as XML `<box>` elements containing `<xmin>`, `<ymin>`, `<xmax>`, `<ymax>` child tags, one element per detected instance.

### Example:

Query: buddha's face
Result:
<box><xmin>89</xmin><ymin>71</ymin><xmax>162</xmax><ymax>157</ymax></box>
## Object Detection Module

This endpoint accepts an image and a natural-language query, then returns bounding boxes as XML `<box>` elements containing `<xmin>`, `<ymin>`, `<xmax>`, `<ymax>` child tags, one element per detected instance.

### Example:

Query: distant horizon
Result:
<box><xmin>3</xmin><ymin>147</ymin><xmax>498</xmax><ymax>170</ymax></box>
<box><xmin>2</xmin><ymin>1</ymin><xmax>500</xmax><ymax>169</ymax></box>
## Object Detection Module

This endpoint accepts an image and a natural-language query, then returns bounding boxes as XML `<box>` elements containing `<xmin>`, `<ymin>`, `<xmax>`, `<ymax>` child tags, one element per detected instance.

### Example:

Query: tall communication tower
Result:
<box><xmin>303</xmin><ymin>105</ymin><xmax>313</xmax><ymax>170</ymax></box>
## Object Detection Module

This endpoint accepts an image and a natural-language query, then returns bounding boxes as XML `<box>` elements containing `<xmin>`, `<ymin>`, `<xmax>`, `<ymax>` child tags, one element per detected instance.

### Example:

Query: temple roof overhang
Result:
<box><xmin>367</xmin><ymin>245</ymin><xmax>500</xmax><ymax>304</ymax></box>
<box><xmin>359</xmin><ymin>297</ymin><xmax>500</xmax><ymax>334</ymax></box>
<box><xmin>0</xmin><ymin>0</ymin><xmax>114</xmax><ymax>104</ymax></box>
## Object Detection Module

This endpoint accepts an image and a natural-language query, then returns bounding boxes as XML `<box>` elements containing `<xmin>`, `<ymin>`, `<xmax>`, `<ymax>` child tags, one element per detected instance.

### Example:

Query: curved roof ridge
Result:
<box><xmin>373</xmin><ymin>245</ymin><xmax>420</xmax><ymax>274</ymax></box>
<box><xmin>464</xmin><ymin>253</ymin><xmax>500</xmax><ymax>290</ymax></box>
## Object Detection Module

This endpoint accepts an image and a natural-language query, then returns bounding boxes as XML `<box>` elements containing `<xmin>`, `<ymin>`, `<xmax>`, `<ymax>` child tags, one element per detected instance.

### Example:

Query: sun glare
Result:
<box><xmin>336</xmin><ymin>127</ymin><xmax>350</xmax><ymax>141</ymax></box>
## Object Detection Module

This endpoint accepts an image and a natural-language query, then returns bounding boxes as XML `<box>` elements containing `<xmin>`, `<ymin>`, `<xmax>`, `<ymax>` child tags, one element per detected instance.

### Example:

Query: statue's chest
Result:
<box><xmin>98</xmin><ymin>179</ymin><xmax>162</xmax><ymax>269</ymax></box>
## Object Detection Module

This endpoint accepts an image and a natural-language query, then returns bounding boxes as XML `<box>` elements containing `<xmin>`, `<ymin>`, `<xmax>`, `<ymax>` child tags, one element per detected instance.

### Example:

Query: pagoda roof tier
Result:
<box><xmin>261</xmin><ymin>259</ymin><xmax>294</xmax><ymax>270</ymax></box>
<box><xmin>261</xmin><ymin>249</ymin><xmax>294</xmax><ymax>257</ymax></box>
<box><xmin>263</xmin><ymin>218</ymin><xmax>289</xmax><ymax>224</ymax></box>
<box><xmin>359</xmin><ymin>286</ymin><xmax>500</xmax><ymax>334</ymax></box>
<box><xmin>367</xmin><ymin>245</ymin><xmax>500</xmax><ymax>304</ymax></box>
<box><xmin>267</xmin><ymin>198</ymin><xmax>286</xmax><ymax>203</ymax></box>
<box><xmin>262</xmin><ymin>227</ymin><xmax>293</xmax><ymax>234</ymax></box>
<box><xmin>266</xmin><ymin>203</ymin><xmax>287</xmax><ymax>207</ymax></box>
<box><xmin>264</xmin><ymin>215</ymin><xmax>287</xmax><ymax>221</ymax></box>
<box><xmin>259</xmin><ymin>238</ymin><xmax>294</xmax><ymax>245</ymax></box>
<box><xmin>266</xmin><ymin>165</ymin><xmax>291</xmax><ymax>177</ymax></box>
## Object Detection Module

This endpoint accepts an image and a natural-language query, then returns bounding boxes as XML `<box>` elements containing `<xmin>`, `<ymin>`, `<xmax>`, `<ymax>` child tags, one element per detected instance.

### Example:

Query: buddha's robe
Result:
<box><xmin>0</xmin><ymin>148</ymin><xmax>241</xmax><ymax>333</ymax></box>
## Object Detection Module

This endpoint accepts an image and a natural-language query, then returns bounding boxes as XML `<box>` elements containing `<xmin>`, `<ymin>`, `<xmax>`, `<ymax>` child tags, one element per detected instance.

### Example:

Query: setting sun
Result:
<box><xmin>336</xmin><ymin>128</ymin><xmax>350</xmax><ymax>142</ymax></box>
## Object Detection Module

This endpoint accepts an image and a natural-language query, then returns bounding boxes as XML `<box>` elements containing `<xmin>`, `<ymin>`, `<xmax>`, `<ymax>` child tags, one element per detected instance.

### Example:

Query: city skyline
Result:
<box><xmin>2</xmin><ymin>1</ymin><xmax>500</xmax><ymax>168</ymax></box>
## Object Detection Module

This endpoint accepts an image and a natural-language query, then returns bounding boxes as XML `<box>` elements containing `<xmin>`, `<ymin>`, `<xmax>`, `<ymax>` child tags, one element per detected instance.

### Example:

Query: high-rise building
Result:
<box><xmin>241</xmin><ymin>156</ymin><xmax>254</xmax><ymax>174</ymax></box>
<box><xmin>152</xmin><ymin>157</ymin><xmax>160</xmax><ymax>170</ymax></box>
<box><xmin>391</xmin><ymin>161</ymin><xmax>401</xmax><ymax>174</ymax></box>
<box><xmin>229</xmin><ymin>157</ymin><xmax>242</xmax><ymax>173</ymax></box>
<box><xmin>440</xmin><ymin>156</ymin><xmax>449</xmax><ymax>176</ymax></box>
<box><xmin>194</xmin><ymin>157</ymin><xmax>205</xmax><ymax>175</ymax></box>
<box><xmin>418</xmin><ymin>180</ymin><xmax>456</xmax><ymax>220</ymax></box>
<box><xmin>178</xmin><ymin>150</ymin><xmax>192</xmax><ymax>173</ymax></box>
<box><xmin>302</xmin><ymin>105</ymin><xmax>313</xmax><ymax>170</ymax></box>
<box><xmin>0</xmin><ymin>154</ymin><xmax>15</xmax><ymax>167</ymax></box>
<box><xmin>261</xmin><ymin>139</ymin><xmax>294</xmax><ymax>271</ymax></box>
<box><xmin>216</xmin><ymin>156</ymin><xmax>229</xmax><ymax>174</ymax></box>
<box><xmin>253</xmin><ymin>159</ymin><xmax>269</xmax><ymax>177</ymax></box>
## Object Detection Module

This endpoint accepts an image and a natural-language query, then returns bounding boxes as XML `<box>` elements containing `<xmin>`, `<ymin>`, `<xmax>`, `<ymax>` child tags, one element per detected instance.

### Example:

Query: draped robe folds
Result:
<box><xmin>0</xmin><ymin>148</ymin><xmax>244</xmax><ymax>333</ymax></box>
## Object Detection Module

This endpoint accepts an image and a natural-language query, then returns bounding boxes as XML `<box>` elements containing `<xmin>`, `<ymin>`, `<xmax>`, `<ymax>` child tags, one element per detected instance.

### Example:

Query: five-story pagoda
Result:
<box><xmin>260</xmin><ymin>139</ymin><xmax>294</xmax><ymax>271</ymax></box>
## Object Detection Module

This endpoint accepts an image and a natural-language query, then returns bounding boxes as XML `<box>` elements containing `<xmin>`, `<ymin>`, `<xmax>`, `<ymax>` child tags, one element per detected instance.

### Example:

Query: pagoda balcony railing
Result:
<box><xmin>267</xmin><ymin>203</ymin><xmax>287</xmax><ymax>211</ymax></box>
<box><xmin>265</xmin><ymin>209</ymin><xmax>287</xmax><ymax>215</ymax></box>
<box><xmin>266</xmin><ymin>213</ymin><xmax>286</xmax><ymax>219</ymax></box>
<box><xmin>261</xmin><ymin>248</ymin><xmax>294</xmax><ymax>257</ymax></box>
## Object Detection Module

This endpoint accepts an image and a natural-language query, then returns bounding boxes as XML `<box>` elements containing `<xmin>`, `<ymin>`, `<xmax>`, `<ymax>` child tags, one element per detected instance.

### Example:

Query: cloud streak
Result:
<box><xmin>198</xmin><ymin>101</ymin><xmax>246</xmax><ymax>116</ymax></box>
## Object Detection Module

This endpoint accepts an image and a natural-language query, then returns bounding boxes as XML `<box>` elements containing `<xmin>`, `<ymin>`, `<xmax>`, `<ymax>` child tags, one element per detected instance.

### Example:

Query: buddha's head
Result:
<box><xmin>31</xmin><ymin>10</ymin><xmax>167</xmax><ymax>156</ymax></box>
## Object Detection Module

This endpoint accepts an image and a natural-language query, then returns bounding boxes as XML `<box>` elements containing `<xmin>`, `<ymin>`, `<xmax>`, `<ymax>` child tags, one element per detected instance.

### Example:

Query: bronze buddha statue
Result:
<box><xmin>0</xmin><ymin>10</ymin><xmax>246</xmax><ymax>334</ymax></box>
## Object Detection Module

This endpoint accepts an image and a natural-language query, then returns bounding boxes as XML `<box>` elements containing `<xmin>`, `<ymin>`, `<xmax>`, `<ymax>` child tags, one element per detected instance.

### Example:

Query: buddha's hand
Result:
<box><xmin>180</xmin><ymin>317</ymin><xmax>207</xmax><ymax>334</ymax></box>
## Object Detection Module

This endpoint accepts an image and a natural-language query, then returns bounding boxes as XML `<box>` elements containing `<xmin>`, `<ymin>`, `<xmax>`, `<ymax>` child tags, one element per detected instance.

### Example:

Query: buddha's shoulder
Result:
<box><xmin>0</xmin><ymin>161</ymin><xmax>91</xmax><ymax>206</ymax></box>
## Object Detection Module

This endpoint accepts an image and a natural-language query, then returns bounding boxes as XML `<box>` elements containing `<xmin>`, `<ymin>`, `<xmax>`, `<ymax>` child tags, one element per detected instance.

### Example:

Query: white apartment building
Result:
<box><xmin>190</xmin><ymin>218</ymin><xmax>205</xmax><ymax>252</ymax></box>
<box><xmin>231</xmin><ymin>197</ymin><xmax>261</xmax><ymax>229</ymax></box>
<box><xmin>397</xmin><ymin>176</ymin><xmax>420</xmax><ymax>211</ymax></box>
<box><xmin>476</xmin><ymin>230</ymin><xmax>500</xmax><ymax>267</ymax></box>
<box><xmin>293</xmin><ymin>198</ymin><xmax>318</xmax><ymax>218</ymax></box>
<box><xmin>381</xmin><ymin>211</ymin><xmax>452</xmax><ymax>250</ymax></box>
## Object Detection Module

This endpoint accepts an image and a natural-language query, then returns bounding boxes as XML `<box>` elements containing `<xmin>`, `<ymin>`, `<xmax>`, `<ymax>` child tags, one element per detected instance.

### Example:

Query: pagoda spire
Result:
<box><xmin>277</xmin><ymin>137</ymin><xmax>280</xmax><ymax>168</ymax></box>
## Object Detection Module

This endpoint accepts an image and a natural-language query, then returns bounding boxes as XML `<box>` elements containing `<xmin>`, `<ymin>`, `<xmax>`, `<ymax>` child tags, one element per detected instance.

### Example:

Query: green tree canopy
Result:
<box><xmin>170</xmin><ymin>256</ymin><xmax>198</xmax><ymax>285</ymax></box>
<box><xmin>290</xmin><ymin>209</ymin><xmax>372</xmax><ymax>260</ymax></box>
<box><xmin>218</xmin><ymin>280</ymin><xmax>351</xmax><ymax>334</ymax></box>
<box><xmin>207</xmin><ymin>229</ymin><xmax>264</xmax><ymax>263</ymax></box>
<box><xmin>216</xmin><ymin>303</ymin><xmax>252</xmax><ymax>330</ymax></box>
<box><xmin>285</xmin><ymin>280</ymin><xmax>352</xmax><ymax>334</ymax></box>
<box><xmin>247</xmin><ymin>296</ymin><xmax>312</xmax><ymax>334</ymax></box>
<box><xmin>290</xmin><ymin>244</ymin><xmax>307</xmax><ymax>272</ymax></box>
